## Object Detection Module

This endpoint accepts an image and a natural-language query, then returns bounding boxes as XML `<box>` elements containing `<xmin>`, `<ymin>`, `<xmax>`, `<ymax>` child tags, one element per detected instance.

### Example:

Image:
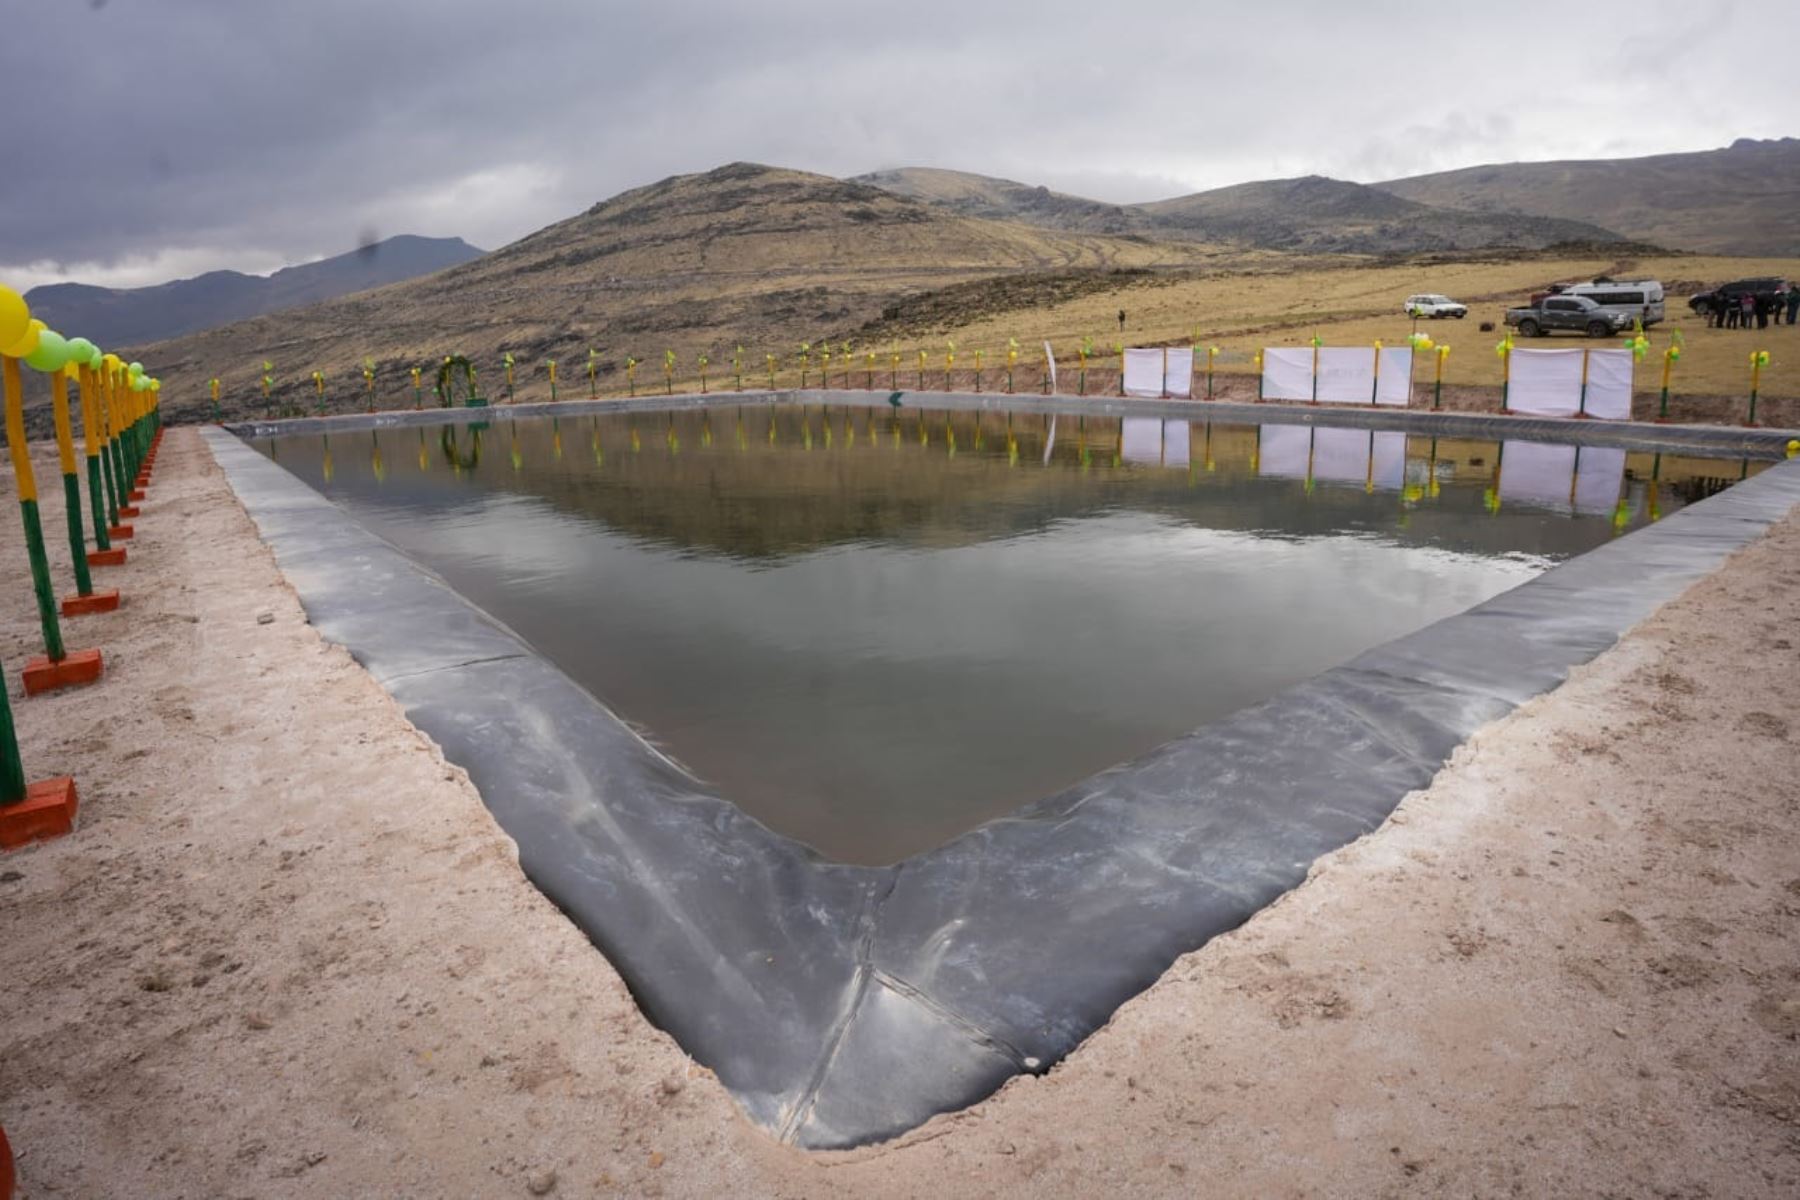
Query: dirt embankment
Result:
<box><xmin>0</xmin><ymin>429</ymin><xmax>1795</xmax><ymax>1197</ymax></box>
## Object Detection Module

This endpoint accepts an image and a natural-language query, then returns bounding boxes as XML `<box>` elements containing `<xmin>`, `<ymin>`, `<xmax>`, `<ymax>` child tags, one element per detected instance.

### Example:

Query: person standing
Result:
<box><xmin>1786</xmin><ymin>285</ymin><xmax>1799</xmax><ymax>326</ymax></box>
<box><xmin>1117</xmin><ymin>309</ymin><xmax>1126</xmax><ymax>333</ymax></box>
<box><xmin>1741</xmin><ymin>292</ymin><xmax>1757</xmax><ymax>330</ymax></box>
<box><xmin>1725</xmin><ymin>294</ymin><xmax>1740</xmax><ymax>328</ymax></box>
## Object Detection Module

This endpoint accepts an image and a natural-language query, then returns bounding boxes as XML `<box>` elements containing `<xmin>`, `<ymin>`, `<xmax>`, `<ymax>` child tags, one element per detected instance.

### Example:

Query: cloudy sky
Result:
<box><xmin>2</xmin><ymin>0</ymin><xmax>1789</xmax><ymax>291</ymax></box>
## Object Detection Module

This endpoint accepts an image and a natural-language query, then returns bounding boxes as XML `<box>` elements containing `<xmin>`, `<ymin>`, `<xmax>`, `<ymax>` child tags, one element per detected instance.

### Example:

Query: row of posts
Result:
<box><xmin>1</xmin><ymin>284</ymin><xmax>164</xmax><ymax>848</ymax></box>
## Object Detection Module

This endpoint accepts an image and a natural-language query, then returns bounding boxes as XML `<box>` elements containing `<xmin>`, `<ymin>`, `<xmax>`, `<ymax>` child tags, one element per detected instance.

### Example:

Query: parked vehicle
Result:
<box><xmin>1688</xmin><ymin>277</ymin><xmax>1791</xmax><ymax>318</ymax></box>
<box><xmin>1403</xmin><ymin>294</ymin><xmax>1468</xmax><ymax>319</ymax></box>
<box><xmin>1504</xmin><ymin>295</ymin><xmax>1631</xmax><ymax>338</ymax></box>
<box><xmin>1557</xmin><ymin>279</ymin><xmax>1664</xmax><ymax>326</ymax></box>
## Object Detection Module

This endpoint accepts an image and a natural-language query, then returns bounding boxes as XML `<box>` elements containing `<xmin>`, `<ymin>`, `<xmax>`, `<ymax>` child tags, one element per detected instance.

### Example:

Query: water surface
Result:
<box><xmin>256</xmin><ymin>405</ymin><xmax>1757</xmax><ymax>863</ymax></box>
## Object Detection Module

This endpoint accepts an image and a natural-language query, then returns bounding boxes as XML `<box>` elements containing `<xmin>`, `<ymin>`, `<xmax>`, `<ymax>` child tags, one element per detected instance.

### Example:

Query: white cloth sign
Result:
<box><xmin>1508</xmin><ymin>350</ymin><xmax>1585</xmax><ymax>417</ymax></box>
<box><xmin>1123</xmin><ymin>349</ymin><xmax>1165</xmax><ymax>398</ymax></box>
<box><xmin>1164</xmin><ymin>348</ymin><xmax>1194</xmax><ymax>399</ymax></box>
<box><xmin>1044</xmin><ymin>341</ymin><xmax>1057</xmax><ymax>390</ymax></box>
<box><xmin>1375</xmin><ymin>347</ymin><xmax>1414</xmax><ymax>407</ymax></box>
<box><xmin>1314</xmin><ymin>347</ymin><xmax>1373</xmax><ymax>404</ymax></box>
<box><xmin>1260</xmin><ymin>346</ymin><xmax>1410</xmax><ymax>405</ymax></box>
<box><xmin>1261</xmin><ymin>348</ymin><xmax>1316</xmax><ymax>401</ymax></box>
<box><xmin>1582</xmin><ymin>349</ymin><xmax>1634</xmax><ymax>421</ymax></box>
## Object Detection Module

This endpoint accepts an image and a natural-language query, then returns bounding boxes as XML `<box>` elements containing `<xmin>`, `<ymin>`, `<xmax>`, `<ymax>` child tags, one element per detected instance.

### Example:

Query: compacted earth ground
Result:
<box><xmin>0</xmin><ymin>425</ymin><xmax>1796</xmax><ymax>1197</ymax></box>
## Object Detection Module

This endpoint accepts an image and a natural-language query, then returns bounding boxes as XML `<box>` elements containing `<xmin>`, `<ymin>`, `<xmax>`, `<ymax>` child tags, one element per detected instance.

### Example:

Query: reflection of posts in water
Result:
<box><xmin>1203</xmin><ymin>422</ymin><xmax>1214</xmax><ymax>472</ymax></box>
<box><xmin>553</xmin><ymin>418</ymin><xmax>564</xmax><ymax>461</ymax></box>
<box><xmin>1250</xmin><ymin>425</ymin><xmax>1260</xmax><ymax>474</ymax></box>
<box><xmin>1484</xmin><ymin>442</ymin><xmax>1504</xmax><ymax>513</ymax></box>
<box><xmin>370</xmin><ymin>431</ymin><xmax>386</xmax><ymax>482</ymax></box>
<box><xmin>321</xmin><ymin>434</ymin><xmax>335</xmax><ymax>484</ymax></box>
<box><xmin>701</xmin><ymin>413</ymin><xmax>712</xmax><ymax>449</ymax></box>
<box><xmin>440</xmin><ymin>424</ymin><xmax>482</xmax><ymax>472</ymax></box>
<box><xmin>1647</xmin><ymin>452</ymin><xmax>1661</xmax><ymax>522</ymax></box>
<box><xmin>510</xmin><ymin>422</ymin><xmax>523</xmax><ymax>472</ymax></box>
<box><xmin>666</xmin><ymin>411</ymin><xmax>679</xmax><ymax>454</ymax></box>
<box><xmin>591</xmin><ymin>419</ymin><xmax>603</xmax><ymax>467</ymax></box>
<box><xmin>417</xmin><ymin>427</ymin><xmax>429</xmax><ymax>472</ymax></box>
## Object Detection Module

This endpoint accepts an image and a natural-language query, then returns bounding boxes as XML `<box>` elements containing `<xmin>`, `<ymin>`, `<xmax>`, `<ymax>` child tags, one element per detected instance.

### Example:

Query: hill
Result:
<box><xmin>1376</xmin><ymin>138</ymin><xmax>1800</xmax><ymax>256</ymax></box>
<box><xmin>25</xmin><ymin>234</ymin><xmax>485</xmax><ymax>346</ymax></box>
<box><xmin>132</xmin><ymin>163</ymin><xmax>1243</xmax><ymax>421</ymax></box>
<box><xmin>856</xmin><ymin>169</ymin><xmax>1627</xmax><ymax>254</ymax></box>
<box><xmin>850</xmin><ymin>168</ymin><xmax>1146</xmax><ymax>235</ymax></box>
<box><xmin>1135</xmin><ymin>175</ymin><xmax>1623</xmax><ymax>254</ymax></box>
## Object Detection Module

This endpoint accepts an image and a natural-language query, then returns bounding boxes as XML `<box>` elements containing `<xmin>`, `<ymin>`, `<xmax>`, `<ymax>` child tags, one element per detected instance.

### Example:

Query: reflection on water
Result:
<box><xmin>255</xmin><ymin>405</ymin><xmax>1762</xmax><ymax>864</ymax></box>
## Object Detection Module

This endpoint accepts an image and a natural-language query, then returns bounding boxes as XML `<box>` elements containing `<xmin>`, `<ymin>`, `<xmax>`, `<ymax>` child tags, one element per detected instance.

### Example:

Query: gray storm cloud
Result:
<box><xmin>1</xmin><ymin>0</ymin><xmax>1786</xmax><ymax>288</ymax></box>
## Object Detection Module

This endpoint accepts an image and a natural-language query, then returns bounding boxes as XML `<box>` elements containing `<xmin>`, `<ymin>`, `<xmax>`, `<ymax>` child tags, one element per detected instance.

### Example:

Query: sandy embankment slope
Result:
<box><xmin>0</xmin><ymin>427</ymin><xmax>1795</xmax><ymax>1198</ymax></box>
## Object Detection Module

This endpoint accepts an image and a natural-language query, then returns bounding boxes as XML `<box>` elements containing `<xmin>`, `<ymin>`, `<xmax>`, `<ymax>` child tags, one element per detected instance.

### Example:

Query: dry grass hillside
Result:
<box><xmin>128</xmin><ymin>163</ymin><xmax>1246</xmax><ymax>421</ymax></box>
<box><xmin>858</xmin><ymin>168</ymin><xmax>1627</xmax><ymax>254</ymax></box>
<box><xmin>89</xmin><ymin>159</ymin><xmax>1800</xmax><ymax>428</ymax></box>
<box><xmin>1379</xmin><ymin>138</ymin><xmax>1800</xmax><ymax>256</ymax></box>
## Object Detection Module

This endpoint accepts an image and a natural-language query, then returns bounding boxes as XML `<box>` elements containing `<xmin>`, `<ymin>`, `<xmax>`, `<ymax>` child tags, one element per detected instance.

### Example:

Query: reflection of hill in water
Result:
<box><xmin>287</xmin><ymin>407</ymin><xmax>1747</xmax><ymax>564</ymax></box>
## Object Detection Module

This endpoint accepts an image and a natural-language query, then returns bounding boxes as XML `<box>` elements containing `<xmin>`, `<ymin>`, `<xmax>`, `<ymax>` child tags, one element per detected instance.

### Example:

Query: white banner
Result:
<box><xmin>1044</xmin><ymin>341</ymin><xmax>1057</xmax><ymax>391</ymax></box>
<box><xmin>1122</xmin><ymin>349</ymin><xmax>1165</xmax><ymax>398</ymax></box>
<box><xmin>1260</xmin><ymin>346</ymin><xmax>1411</xmax><ymax>405</ymax></box>
<box><xmin>1375</xmin><ymin>347</ymin><xmax>1414</xmax><ymax>407</ymax></box>
<box><xmin>1261</xmin><ymin>347</ymin><xmax>1316</xmax><ymax>401</ymax></box>
<box><xmin>1315</xmin><ymin>347</ymin><xmax>1373</xmax><ymax>404</ymax></box>
<box><xmin>1583</xmin><ymin>349</ymin><xmax>1634</xmax><ymax>421</ymax></box>
<box><xmin>1165</xmin><ymin>348</ymin><xmax>1194</xmax><ymax>399</ymax></box>
<box><xmin>1508</xmin><ymin>348</ymin><xmax>1633</xmax><ymax>420</ymax></box>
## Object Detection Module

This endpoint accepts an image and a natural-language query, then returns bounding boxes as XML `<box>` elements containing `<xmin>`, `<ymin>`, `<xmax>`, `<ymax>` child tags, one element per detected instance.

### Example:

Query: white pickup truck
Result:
<box><xmin>1403</xmin><ymin>294</ymin><xmax>1468</xmax><ymax>319</ymax></box>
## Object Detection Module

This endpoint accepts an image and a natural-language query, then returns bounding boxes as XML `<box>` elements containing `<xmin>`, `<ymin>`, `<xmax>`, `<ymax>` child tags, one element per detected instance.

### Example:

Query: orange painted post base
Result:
<box><xmin>0</xmin><ymin>777</ymin><xmax>79</xmax><ymax>851</ymax></box>
<box><xmin>61</xmin><ymin>589</ymin><xmax>120</xmax><ymax>616</ymax></box>
<box><xmin>128</xmin><ymin>489</ymin><xmax>146</xmax><ymax>502</ymax></box>
<box><xmin>87</xmin><ymin>547</ymin><xmax>127</xmax><ymax>567</ymax></box>
<box><xmin>22</xmin><ymin>648</ymin><xmax>104</xmax><ymax>696</ymax></box>
<box><xmin>118</xmin><ymin>505</ymin><xmax>140</xmax><ymax>518</ymax></box>
<box><xmin>107</xmin><ymin>525</ymin><xmax>134</xmax><ymax>540</ymax></box>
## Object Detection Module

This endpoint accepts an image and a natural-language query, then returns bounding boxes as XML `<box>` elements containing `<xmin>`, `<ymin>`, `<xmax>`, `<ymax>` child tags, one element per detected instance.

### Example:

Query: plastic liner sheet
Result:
<box><xmin>205</xmin><ymin>410</ymin><xmax>1800</xmax><ymax>1152</ymax></box>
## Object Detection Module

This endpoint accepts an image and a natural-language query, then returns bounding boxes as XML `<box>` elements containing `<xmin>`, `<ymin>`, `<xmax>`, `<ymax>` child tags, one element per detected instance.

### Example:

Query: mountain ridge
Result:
<box><xmin>25</xmin><ymin>233</ymin><xmax>486</xmax><ymax>347</ymax></box>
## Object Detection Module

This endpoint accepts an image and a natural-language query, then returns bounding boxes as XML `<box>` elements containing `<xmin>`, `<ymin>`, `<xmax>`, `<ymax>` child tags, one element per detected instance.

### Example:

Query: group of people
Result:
<box><xmin>1707</xmin><ymin>287</ymin><xmax>1800</xmax><ymax>329</ymax></box>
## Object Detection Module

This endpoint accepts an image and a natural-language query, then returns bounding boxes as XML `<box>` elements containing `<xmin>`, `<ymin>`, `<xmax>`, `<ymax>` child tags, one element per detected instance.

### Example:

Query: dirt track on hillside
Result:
<box><xmin>0</xmin><ymin>428</ymin><xmax>1796</xmax><ymax>1197</ymax></box>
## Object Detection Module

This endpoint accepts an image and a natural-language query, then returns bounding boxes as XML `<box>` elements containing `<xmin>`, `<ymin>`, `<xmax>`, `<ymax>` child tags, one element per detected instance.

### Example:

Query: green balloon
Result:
<box><xmin>24</xmin><ymin>330</ymin><xmax>71</xmax><ymax>372</ymax></box>
<box><xmin>87</xmin><ymin>344</ymin><xmax>104</xmax><ymax>367</ymax></box>
<box><xmin>127</xmin><ymin>360</ymin><xmax>144</xmax><ymax>378</ymax></box>
<box><xmin>63</xmin><ymin>337</ymin><xmax>97</xmax><ymax>368</ymax></box>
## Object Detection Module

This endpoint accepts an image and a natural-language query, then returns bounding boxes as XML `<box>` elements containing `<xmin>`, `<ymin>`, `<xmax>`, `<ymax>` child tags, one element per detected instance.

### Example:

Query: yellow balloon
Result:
<box><xmin>3</xmin><ymin>317</ymin><xmax>44</xmax><ymax>359</ymax></box>
<box><xmin>102</xmin><ymin>352</ymin><xmax>121</xmax><ymax>369</ymax></box>
<box><xmin>0</xmin><ymin>285</ymin><xmax>28</xmax><ymax>350</ymax></box>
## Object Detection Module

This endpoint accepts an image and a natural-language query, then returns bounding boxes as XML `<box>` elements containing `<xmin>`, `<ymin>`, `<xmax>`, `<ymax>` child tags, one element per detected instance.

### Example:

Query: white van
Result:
<box><xmin>1556</xmin><ymin>280</ymin><xmax>1665</xmax><ymax>326</ymax></box>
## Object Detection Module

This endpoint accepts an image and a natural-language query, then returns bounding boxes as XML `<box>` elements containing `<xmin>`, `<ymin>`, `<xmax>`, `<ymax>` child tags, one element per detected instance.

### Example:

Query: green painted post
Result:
<box><xmin>0</xmin><ymin>648</ymin><xmax>24</xmax><ymax>804</ymax></box>
<box><xmin>4</xmin><ymin>357</ymin><xmax>66</xmax><ymax>662</ymax></box>
<box><xmin>51</xmin><ymin>373</ymin><xmax>94</xmax><ymax>598</ymax></box>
